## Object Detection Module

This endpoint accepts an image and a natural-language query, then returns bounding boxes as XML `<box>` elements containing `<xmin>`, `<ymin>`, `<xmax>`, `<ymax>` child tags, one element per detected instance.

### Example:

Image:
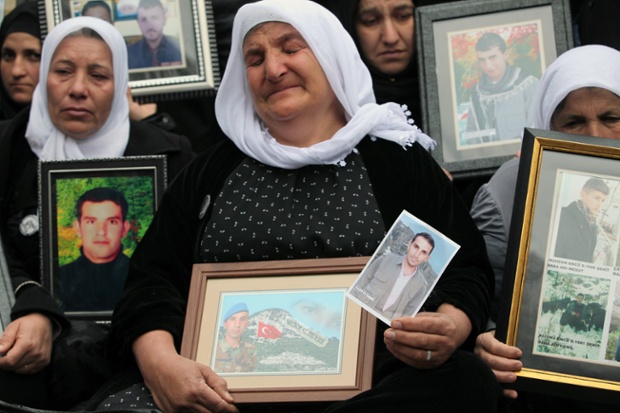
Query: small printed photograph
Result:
<box><xmin>114</xmin><ymin>0</ymin><xmax>139</xmax><ymax>20</ymax></box>
<box><xmin>534</xmin><ymin>270</ymin><xmax>611</xmax><ymax>362</ymax></box>
<box><xmin>211</xmin><ymin>290</ymin><xmax>347</xmax><ymax>376</ymax></box>
<box><xmin>347</xmin><ymin>210</ymin><xmax>460</xmax><ymax>325</ymax></box>
<box><xmin>550</xmin><ymin>171</ymin><xmax>620</xmax><ymax>267</ymax></box>
<box><xmin>449</xmin><ymin>21</ymin><xmax>542</xmax><ymax>148</ymax></box>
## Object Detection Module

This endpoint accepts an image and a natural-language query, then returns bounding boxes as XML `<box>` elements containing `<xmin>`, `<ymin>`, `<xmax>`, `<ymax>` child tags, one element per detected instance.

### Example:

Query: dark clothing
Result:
<box><xmin>127</xmin><ymin>36</ymin><xmax>182</xmax><ymax>70</ymax></box>
<box><xmin>107</xmin><ymin>137</ymin><xmax>493</xmax><ymax>362</ymax></box>
<box><xmin>0</xmin><ymin>2</ymin><xmax>40</xmax><ymax>121</ymax></box>
<box><xmin>59</xmin><ymin>251</ymin><xmax>130</xmax><ymax>312</ymax></box>
<box><xmin>100</xmin><ymin>137</ymin><xmax>499</xmax><ymax>411</ymax></box>
<box><xmin>576</xmin><ymin>0</ymin><xmax>620</xmax><ymax>51</ymax></box>
<box><xmin>554</xmin><ymin>201</ymin><xmax>598</xmax><ymax>263</ymax></box>
<box><xmin>0</xmin><ymin>108</ymin><xmax>194</xmax><ymax>408</ymax></box>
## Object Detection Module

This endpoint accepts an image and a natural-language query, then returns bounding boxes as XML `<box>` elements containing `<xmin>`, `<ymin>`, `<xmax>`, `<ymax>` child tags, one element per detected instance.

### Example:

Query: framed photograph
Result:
<box><xmin>0</xmin><ymin>239</ymin><xmax>15</xmax><ymax>335</ymax></box>
<box><xmin>348</xmin><ymin>210</ymin><xmax>459</xmax><ymax>325</ymax></box>
<box><xmin>416</xmin><ymin>0</ymin><xmax>572</xmax><ymax>177</ymax></box>
<box><xmin>496</xmin><ymin>128</ymin><xmax>620</xmax><ymax>404</ymax></box>
<box><xmin>181</xmin><ymin>257</ymin><xmax>376</xmax><ymax>403</ymax></box>
<box><xmin>39</xmin><ymin>156</ymin><xmax>167</xmax><ymax>320</ymax></box>
<box><xmin>39</xmin><ymin>0</ymin><xmax>220</xmax><ymax>101</ymax></box>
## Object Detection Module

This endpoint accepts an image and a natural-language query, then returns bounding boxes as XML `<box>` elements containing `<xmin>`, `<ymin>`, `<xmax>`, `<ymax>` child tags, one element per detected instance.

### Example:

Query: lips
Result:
<box><xmin>266</xmin><ymin>84</ymin><xmax>298</xmax><ymax>99</ymax></box>
<box><xmin>61</xmin><ymin>106</ymin><xmax>92</xmax><ymax>117</ymax></box>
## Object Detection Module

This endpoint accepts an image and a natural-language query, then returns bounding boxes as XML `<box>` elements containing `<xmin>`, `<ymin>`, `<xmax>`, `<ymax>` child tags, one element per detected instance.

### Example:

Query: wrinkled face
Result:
<box><xmin>477</xmin><ymin>46</ymin><xmax>508</xmax><ymax>83</ymax></box>
<box><xmin>1</xmin><ymin>32</ymin><xmax>41</xmax><ymax>106</ymax></box>
<box><xmin>355</xmin><ymin>0</ymin><xmax>414</xmax><ymax>76</ymax></box>
<box><xmin>551</xmin><ymin>87</ymin><xmax>620</xmax><ymax>139</ymax></box>
<box><xmin>404</xmin><ymin>236</ymin><xmax>432</xmax><ymax>269</ymax></box>
<box><xmin>74</xmin><ymin>201</ymin><xmax>129</xmax><ymax>264</ymax></box>
<box><xmin>243</xmin><ymin>22</ymin><xmax>341</xmax><ymax>146</ymax></box>
<box><xmin>137</xmin><ymin>6</ymin><xmax>166</xmax><ymax>43</ymax></box>
<box><xmin>83</xmin><ymin>5</ymin><xmax>112</xmax><ymax>23</ymax></box>
<box><xmin>580</xmin><ymin>188</ymin><xmax>607</xmax><ymax>215</ymax></box>
<box><xmin>223</xmin><ymin>311</ymin><xmax>250</xmax><ymax>340</ymax></box>
<box><xmin>46</xmin><ymin>36</ymin><xmax>114</xmax><ymax>140</ymax></box>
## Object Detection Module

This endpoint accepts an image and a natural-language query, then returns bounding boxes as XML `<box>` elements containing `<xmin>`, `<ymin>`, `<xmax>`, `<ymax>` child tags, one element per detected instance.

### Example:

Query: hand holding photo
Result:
<box><xmin>347</xmin><ymin>210</ymin><xmax>460</xmax><ymax>325</ymax></box>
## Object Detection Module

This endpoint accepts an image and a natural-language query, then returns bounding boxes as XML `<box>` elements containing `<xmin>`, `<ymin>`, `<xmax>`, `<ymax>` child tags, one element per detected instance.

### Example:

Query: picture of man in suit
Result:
<box><xmin>350</xmin><ymin>233</ymin><xmax>437</xmax><ymax>320</ymax></box>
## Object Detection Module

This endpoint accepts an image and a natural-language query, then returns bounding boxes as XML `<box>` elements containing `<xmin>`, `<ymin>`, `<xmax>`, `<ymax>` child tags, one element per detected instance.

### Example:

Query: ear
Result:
<box><xmin>73</xmin><ymin>220</ymin><xmax>82</xmax><ymax>238</ymax></box>
<box><xmin>122</xmin><ymin>220</ymin><xmax>130</xmax><ymax>238</ymax></box>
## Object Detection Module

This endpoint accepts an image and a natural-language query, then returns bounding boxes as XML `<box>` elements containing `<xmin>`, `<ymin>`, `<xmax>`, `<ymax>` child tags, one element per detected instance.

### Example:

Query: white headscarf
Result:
<box><xmin>25</xmin><ymin>16</ymin><xmax>129</xmax><ymax>161</ymax></box>
<box><xmin>215</xmin><ymin>0</ymin><xmax>435</xmax><ymax>170</ymax></box>
<box><xmin>530</xmin><ymin>45</ymin><xmax>620</xmax><ymax>130</ymax></box>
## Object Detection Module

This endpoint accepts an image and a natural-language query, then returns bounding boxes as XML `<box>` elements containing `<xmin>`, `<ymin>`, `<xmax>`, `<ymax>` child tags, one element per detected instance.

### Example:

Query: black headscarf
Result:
<box><xmin>328</xmin><ymin>0</ymin><xmax>422</xmax><ymax>124</ymax></box>
<box><xmin>0</xmin><ymin>1</ymin><xmax>40</xmax><ymax>120</ymax></box>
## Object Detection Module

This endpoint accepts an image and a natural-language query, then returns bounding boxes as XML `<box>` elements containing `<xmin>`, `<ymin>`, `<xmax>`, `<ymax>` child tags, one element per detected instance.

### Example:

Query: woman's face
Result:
<box><xmin>243</xmin><ymin>22</ymin><xmax>342</xmax><ymax>146</ymax></box>
<box><xmin>355</xmin><ymin>0</ymin><xmax>415</xmax><ymax>76</ymax></box>
<box><xmin>551</xmin><ymin>87</ymin><xmax>620</xmax><ymax>140</ymax></box>
<box><xmin>46</xmin><ymin>35</ymin><xmax>114</xmax><ymax>140</ymax></box>
<box><xmin>1</xmin><ymin>32</ymin><xmax>41</xmax><ymax>106</ymax></box>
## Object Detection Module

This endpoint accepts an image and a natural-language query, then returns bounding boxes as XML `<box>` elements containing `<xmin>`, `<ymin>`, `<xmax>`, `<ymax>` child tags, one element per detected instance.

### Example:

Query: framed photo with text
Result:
<box><xmin>39</xmin><ymin>156</ymin><xmax>167</xmax><ymax>320</ymax></box>
<box><xmin>416</xmin><ymin>0</ymin><xmax>572</xmax><ymax>177</ymax></box>
<box><xmin>497</xmin><ymin>128</ymin><xmax>620</xmax><ymax>404</ymax></box>
<box><xmin>181</xmin><ymin>257</ymin><xmax>376</xmax><ymax>403</ymax></box>
<box><xmin>39</xmin><ymin>0</ymin><xmax>220</xmax><ymax>101</ymax></box>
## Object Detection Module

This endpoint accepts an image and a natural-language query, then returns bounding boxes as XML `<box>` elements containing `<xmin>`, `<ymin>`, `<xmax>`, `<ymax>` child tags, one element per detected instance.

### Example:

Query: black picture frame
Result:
<box><xmin>497</xmin><ymin>128</ymin><xmax>620</xmax><ymax>404</ymax></box>
<box><xmin>39</xmin><ymin>0</ymin><xmax>220</xmax><ymax>102</ymax></box>
<box><xmin>39</xmin><ymin>156</ymin><xmax>166</xmax><ymax>321</ymax></box>
<box><xmin>415</xmin><ymin>0</ymin><xmax>573</xmax><ymax>178</ymax></box>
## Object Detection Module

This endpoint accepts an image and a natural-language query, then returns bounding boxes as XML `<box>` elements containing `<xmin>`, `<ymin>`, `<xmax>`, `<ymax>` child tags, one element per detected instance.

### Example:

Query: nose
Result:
<box><xmin>264</xmin><ymin>52</ymin><xmax>287</xmax><ymax>82</ymax></box>
<box><xmin>96</xmin><ymin>222</ymin><xmax>107</xmax><ymax>236</ymax></box>
<box><xmin>68</xmin><ymin>72</ymin><xmax>88</xmax><ymax>98</ymax></box>
<box><xmin>11</xmin><ymin>56</ymin><xmax>27</xmax><ymax>77</ymax></box>
<box><xmin>381</xmin><ymin>19</ymin><xmax>400</xmax><ymax>44</ymax></box>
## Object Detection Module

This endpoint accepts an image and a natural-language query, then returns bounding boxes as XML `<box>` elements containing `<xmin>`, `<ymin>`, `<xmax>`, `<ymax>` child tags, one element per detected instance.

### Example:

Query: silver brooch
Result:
<box><xmin>19</xmin><ymin>215</ymin><xmax>39</xmax><ymax>236</ymax></box>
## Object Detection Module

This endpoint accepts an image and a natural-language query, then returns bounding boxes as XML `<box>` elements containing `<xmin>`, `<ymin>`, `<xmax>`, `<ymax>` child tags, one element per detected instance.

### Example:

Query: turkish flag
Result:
<box><xmin>257</xmin><ymin>322</ymin><xmax>282</xmax><ymax>339</ymax></box>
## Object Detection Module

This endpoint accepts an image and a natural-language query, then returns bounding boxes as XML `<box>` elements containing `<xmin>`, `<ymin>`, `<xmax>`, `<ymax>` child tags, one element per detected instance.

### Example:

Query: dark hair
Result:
<box><xmin>82</xmin><ymin>1</ymin><xmax>112</xmax><ymax>17</ymax></box>
<box><xmin>138</xmin><ymin>0</ymin><xmax>164</xmax><ymax>10</ymax></box>
<box><xmin>411</xmin><ymin>232</ymin><xmax>434</xmax><ymax>254</ymax></box>
<box><xmin>582</xmin><ymin>177</ymin><xmax>610</xmax><ymax>195</ymax></box>
<box><xmin>75</xmin><ymin>187</ymin><xmax>128</xmax><ymax>221</ymax></box>
<box><xmin>475</xmin><ymin>32</ymin><xmax>507</xmax><ymax>53</ymax></box>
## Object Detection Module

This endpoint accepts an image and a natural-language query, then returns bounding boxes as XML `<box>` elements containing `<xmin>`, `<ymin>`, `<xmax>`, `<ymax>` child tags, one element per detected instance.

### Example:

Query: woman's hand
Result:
<box><xmin>0</xmin><ymin>313</ymin><xmax>53</xmax><ymax>374</ymax></box>
<box><xmin>134</xmin><ymin>331</ymin><xmax>238</xmax><ymax>413</ymax></box>
<box><xmin>384</xmin><ymin>303</ymin><xmax>471</xmax><ymax>369</ymax></box>
<box><xmin>127</xmin><ymin>87</ymin><xmax>157</xmax><ymax>121</ymax></box>
<box><xmin>474</xmin><ymin>330</ymin><xmax>523</xmax><ymax>398</ymax></box>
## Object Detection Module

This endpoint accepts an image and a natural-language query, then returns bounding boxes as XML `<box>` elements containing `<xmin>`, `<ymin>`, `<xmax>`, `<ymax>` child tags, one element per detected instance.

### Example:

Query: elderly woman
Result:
<box><xmin>98</xmin><ymin>1</ymin><xmax>499</xmax><ymax>412</ymax></box>
<box><xmin>0</xmin><ymin>16</ymin><xmax>193</xmax><ymax>409</ymax></box>
<box><xmin>471</xmin><ymin>45</ymin><xmax>620</xmax><ymax>412</ymax></box>
<box><xmin>0</xmin><ymin>2</ymin><xmax>40</xmax><ymax>121</ymax></box>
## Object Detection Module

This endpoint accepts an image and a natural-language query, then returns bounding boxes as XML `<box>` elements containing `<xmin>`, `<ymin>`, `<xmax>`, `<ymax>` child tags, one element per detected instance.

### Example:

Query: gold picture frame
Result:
<box><xmin>497</xmin><ymin>128</ymin><xmax>620</xmax><ymax>404</ymax></box>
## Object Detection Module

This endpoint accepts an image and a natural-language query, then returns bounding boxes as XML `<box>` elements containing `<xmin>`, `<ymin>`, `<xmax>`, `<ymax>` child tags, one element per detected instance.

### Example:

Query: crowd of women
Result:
<box><xmin>0</xmin><ymin>0</ymin><xmax>619</xmax><ymax>412</ymax></box>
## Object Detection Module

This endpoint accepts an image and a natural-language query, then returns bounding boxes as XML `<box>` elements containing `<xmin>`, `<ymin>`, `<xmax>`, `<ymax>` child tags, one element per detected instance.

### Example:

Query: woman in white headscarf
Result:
<box><xmin>99</xmin><ymin>1</ymin><xmax>499</xmax><ymax>412</ymax></box>
<box><xmin>472</xmin><ymin>45</ymin><xmax>620</xmax><ymax>411</ymax></box>
<box><xmin>0</xmin><ymin>16</ymin><xmax>193</xmax><ymax>409</ymax></box>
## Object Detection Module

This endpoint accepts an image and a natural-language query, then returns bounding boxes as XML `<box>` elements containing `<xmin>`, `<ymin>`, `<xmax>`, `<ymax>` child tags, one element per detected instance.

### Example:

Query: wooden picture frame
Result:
<box><xmin>416</xmin><ymin>0</ymin><xmax>572</xmax><ymax>178</ymax></box>
<box><xmin>39</xmin><ymin>156</ymin><xmax>166</xmax><ymax>320</ymax></box>
<box><xmin>181</xmin><ymin>257</ymin><xmax>376</xmax><ymax>403</ymax></box>
<box><xmin>39</xmin><ymin>0</ymin><xmax>220</xmax><ymax>101</ymax></box>
<box><xmin>497</xmin><ymin>128</ymin><xmax>620</xmax><ymax>404</ymax></box>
